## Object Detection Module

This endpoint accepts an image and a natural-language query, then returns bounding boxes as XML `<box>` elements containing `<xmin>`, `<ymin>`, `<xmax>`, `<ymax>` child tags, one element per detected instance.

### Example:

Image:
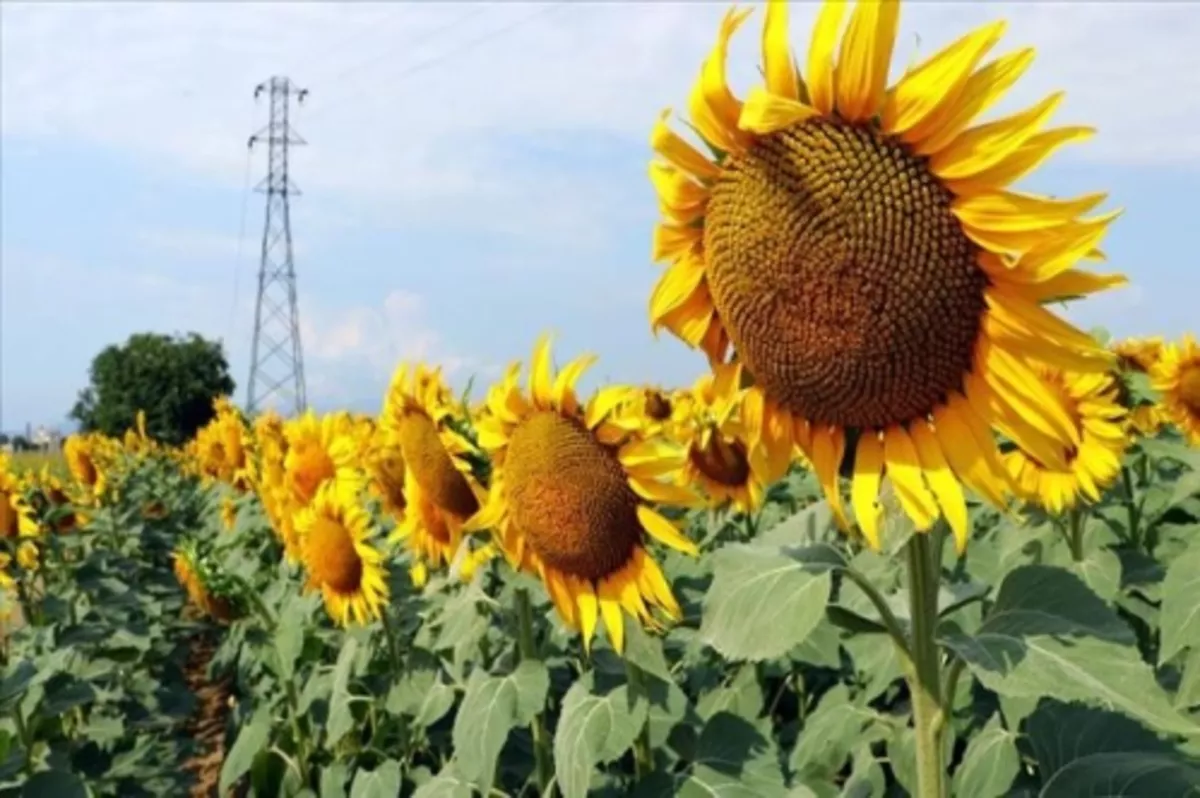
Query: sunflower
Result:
<box><xmin>1003</xmin><ymin>368</ymin><xmax>1127</xmax><ymax>514</ymax></box>
<box><xmin>64</xmin><ymin>435</ymin><xmax>106</xmax><ymax>501</ymax></box>
<box><xmin>283</xmin><ymin>411</ymin><xmax>363</xmax><ymax>508</ymax></box>
<box><xmin>193</xmin><ymin>398</ymin><xmax>254</xmax><ymax>490</ymax></box>
<box><xmin>1113</xmin><ymin>337</ymin><xmax>1164</xmax><ymax>374</ymax></box>
<box><xmin>365</xmin><ymin>432</ymin><xmax>408</xmax><ymax>521</ymax></box>
<box><xmin>0</xmin><ymin>457</ymin><xmax>37</xmax><ymax>539</ymax></box>
<box><xmin>470</xmin><ymin>337</ymin><xmax>699</xmax><ymax>653</ymax></box>
<box><xmin>37</xmin><ymin>470</ymin><xmax>87</xmax><ymax>533</ymax></box>
<box><xmin>647</xmin><ymin>0</ymin><xmax>1125</xmax><ymax>552</ymax></box>
<box><xmin>220</xmin><ymin>495</ymin><xmax>238</xmax><ymax>531</ymax></box>
<box><xmin>16</xmin><ymin>541</ymin><xmax>39</xmax><ymax>572</ymax></box>
<box><xmin>380</xmin><ymin>363</ymin><xmax>486</xmax><ymax>587</ymax></box>
<box><xmin>294</xmin><ymin>481</ymin><xmax>389</xmax><ymax>627</ymax></box>
<box><xmin>1152</xmin><ymin>335</ymin><xmax>1200</xmax><ymax>447</ymax></box>
<box><xmin>672</xmin><ymin>364</ymin><xmax>777</xmax><ymax>513</ymax></box>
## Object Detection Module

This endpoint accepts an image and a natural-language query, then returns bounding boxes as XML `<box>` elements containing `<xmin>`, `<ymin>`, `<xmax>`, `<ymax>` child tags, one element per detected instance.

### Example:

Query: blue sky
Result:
<box><xmin>2</xmin><ymin>2</ymin><xmax>1198</xmax><ymax>432</ymax></box>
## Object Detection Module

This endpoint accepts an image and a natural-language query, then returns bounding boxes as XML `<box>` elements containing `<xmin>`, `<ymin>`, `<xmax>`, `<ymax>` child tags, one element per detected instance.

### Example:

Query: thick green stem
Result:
<box><xmin>904</xmin><ymin>533</ymin><xmax>946</xmax><ymax>798</ymax></box>
<box><xmin>624</xmin><ymin>660</ymin><xmax>653</xmax><ymax>781</ymax></box>
<box><xmin>1066</xmin><ymin>507</ymin><xmax>1086</xmax><ymax>562</ymax></box>
<box><xmin>12</xmin><ymin>707</ymin><xmax>33</xmax><ymax>774</ymax></box>
<box><xmin>841</xmin><ymin>566</ymin><xmax>911</xmax><ymax>660</ymax></box>
<box><xmin>515</xmin><ymin>589</ymin><xmax>553</xmax><ymax>796</ymax></box>
<box><xmin>380</xmin><ymin>606</ymin><xmax>403</xmax><ymax>676</ymax></box>
<box><xmin>1121</xmin><ymin>466</ymin><xmax>1142</xmax><ymax>550</ymax></box>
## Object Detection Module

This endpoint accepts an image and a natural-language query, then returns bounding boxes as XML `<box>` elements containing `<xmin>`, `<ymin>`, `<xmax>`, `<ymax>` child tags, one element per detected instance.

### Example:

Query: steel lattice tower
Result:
<box><xmin>246</xmin><ymin>76</ymin><xmax>308</xmax><ymax>416</ymax></box>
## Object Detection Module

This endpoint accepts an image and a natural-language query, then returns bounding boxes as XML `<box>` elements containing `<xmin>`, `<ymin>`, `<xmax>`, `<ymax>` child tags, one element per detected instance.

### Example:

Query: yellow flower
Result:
<box><xmin>1004</xmin><ymin>369</ymin><xmax>1128</xmax><ymax>514</ymax></box>
<box><xmin>294</xmin><ymin>481</ymin><xmax>389</xmax><ymax>627</ymax></box>
<box><xmin>470</xmin><ymin>336</ymin><xmax>699</xmax><ymax>653</ymax></box>
<box><xmin>0</xmin><ymin>456</ymin><xmax>38</xmax><ymax>538</ymax></box>
<box><xmin>365</xmin><ymin>432</ymin><xmax>408</xmax><ymax>521</ymax></box>
<box><xmin>381</xmin><ymin>363</ymin><xmax>486</xmax><ymax>585</ymax></box>
<box><xmin>220</xmin><ymin>495</ymin><xmax>238</xmax><ymax>532</ymax></box>
<box><xmin>1152</xmin><ymin>334</ymin><xmax>1200</xmax><ymax>447</ymax></box>
<box><xmin>282</xmin><ymin>411</ymin><xmax>362</xmax><ymax>508</ymax></box>
<box><xmin>647</xmin><ymin>0</ymin><xmax>1124</xmax><ymax>553</ymax></box>
<box><xmin>1113</xmin><ymin>337</ymin><xmax>1164</xmax><ymax>374</ymax></box>
<box><xmin>64</xmin><ymin>435</ymin><xmax>107</xmax><ymax>500</ymax></box>
<box><xmin>193</xmin><ymin>398</ymin><xmax>254</xmax><ymax>491</ymax></box>
<box><xmin>16</xmin><ymin>541</ymin><xmax>39</xmax><ymax>572</ymax></box>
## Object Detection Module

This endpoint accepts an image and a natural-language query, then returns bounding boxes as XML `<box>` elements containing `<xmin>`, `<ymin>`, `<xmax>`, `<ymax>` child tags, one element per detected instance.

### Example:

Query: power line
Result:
<box><xmin>224</xmin><ymin>141</ymin><xmax>254</xmax><ymax>347</ymax></box>
<box><xmin>305</xmin><ymin>3</ymin><xmax>564</xmax><ymax>125</ymax></box>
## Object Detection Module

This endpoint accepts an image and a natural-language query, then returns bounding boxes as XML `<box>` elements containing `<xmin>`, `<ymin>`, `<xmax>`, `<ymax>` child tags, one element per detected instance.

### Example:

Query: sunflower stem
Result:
<box><xmin>903</xmin><ymin>531</ymin><xmax>946</xmax><ymax>798</ymax></box>
<box><xmin>380</xmin><ymin>606</ymin><xmax>402</xmax><ymax>676</ymax></box>
<box><xmin>515</xmin><ymin>588</ymin><xmax>554</xmax><ymax>796</ymax></box>
<box><xmin>1066</xmin><ymin>506</ymin><xmax>1086</xmax><ymax>562</ymax></box>
<box><xmin>1121</xmin><ymin>465</ymin><xmax>1142</xmax><ymax>551</ymax></box>
<box><xmin>624</xmin><ymin>659</ymin><xmax>654</xmax><ymax>781</ymax></box>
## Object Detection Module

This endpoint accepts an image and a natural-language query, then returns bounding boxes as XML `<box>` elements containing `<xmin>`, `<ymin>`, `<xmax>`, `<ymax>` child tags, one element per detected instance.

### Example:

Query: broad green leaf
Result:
<box><xmin>0</xmin><ymin>661</ymin><xmax>36</xmax><ymax>712</ymax></box>
<box><xmin>759</xmin><ymin>501</ymin><xmax>834</xmax><ymax>546</ymax></box>
<box><xmin>623</xmin><ymin>623</ymin><xmax>673</xmax><ymax>684</ymax></box>
<box><xmin>21</xmin><ymin>769</ymin><xmax>87</xmax><ymax>798</ymax></box>
<box><xmin>412</xmin><ymin>764</ymin><xmax>474</xmax><ymax>798</ymax></box>
<box><xmin>679</xmin><ymin>712</ymin><xmax>788</xmax><ymax>798</ymax></box>
<box><xmin>325</xmin><ymin>638</ymin><xmax>360</xmax><ymax>748</ymax></box>
<box><xmin>273</xmin><ymin>596</ymin><xmax>309</xmax><ymax>681</ymax></box>
<box><xmin>950</xmin><ymin>716</ymin><xmax>1020</xmax><ymax>798</ymax></box>
<box><xmin>791</xmin><ymin>685</ymin><xmax>888</xmax><ymax>780</ymax></box>
<box><xmin>1160</xmin><ymin>539</ymin><xmax>1200</xmax><ymax>664</ymax></box>
<box><xmin>696</xmin><ymin>665</ymin><xmax>763</xmax><ymax>722</ymax></box>
<box><xmin>700</xmin><ymin>543</ymin><xmax>833</xmax><ymax>661</ymax></box>
<box><xmin>554</xmin><ymin>677</ymin><xmax>648</xmax><ymax>798</ymax></box>
<box><xmin>349</xmin><ymin>760</ymin><xmax>403</xmax><ymax>798</ymax></box>
<box><xmin>1027</xmin><ymin>702</ymin><xmax>1200</xmax><ymax>797</ymax></box>
<box><xmin>840</xmin><ymin>744</ymin><xmax>885</xmax><ymax>798</ymax></box>
<box><xmin>220</xmin><ymin>709</ymin><xmax>272</xmax><ymax>795</ymax></box>
<box><xmin>452</xmin><ymin>662</ymin><xmax>549</xmax><ymax>791</ymax></box>
<box><xmin>319</xmin><ymin>762</ymin><xmax>349</xmax><ymax>798</ymax></box>
<box><xmin>38</xmin><ymin>674</ymin><xmax>96</xmax><ymax>717</ymax></box>
<box><xmin>1175</xmin><ymin>647</ymin><xmax>1200</xmax><ymax>711</ymax></box>
<box><xmin>1070</xmin><ymin>547</ymin><xmax>1121</xmax><ymax>604</ymax></box>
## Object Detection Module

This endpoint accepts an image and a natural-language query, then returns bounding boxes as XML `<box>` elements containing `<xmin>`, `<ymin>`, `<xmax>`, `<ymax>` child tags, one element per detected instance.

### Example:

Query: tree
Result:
<box><xmin>70</xmin><ymin>332</ymin><xmax>236</xmax><ymax>446</ymax></box>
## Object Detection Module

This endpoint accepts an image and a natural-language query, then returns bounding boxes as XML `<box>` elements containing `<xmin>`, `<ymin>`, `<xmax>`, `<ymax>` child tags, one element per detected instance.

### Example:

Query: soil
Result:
<box><xmin>181</xmin><ymin>629</ymin><xmax>234</xmax><ymax>798</ymax></box>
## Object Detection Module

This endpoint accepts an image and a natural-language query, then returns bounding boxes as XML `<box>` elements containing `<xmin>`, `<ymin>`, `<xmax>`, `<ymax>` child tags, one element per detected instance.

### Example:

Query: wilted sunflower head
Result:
<box><xmin>381</xmin><ymin>362</ymin><xmax>486</xmax><ymax>583</ymax></box>
<box><xmin>365</xmin><ymin>431</ymin><xmax>408</xmax><ymax>521</ymax></box>
<box><xmin>469</xmin><ymin>335</ymin><xmax>699</xmax><ymax>653</ymax></box>
<box><xmin>294</xmin><ymin>480</ymin><xmax>389</xmax><ymax>628</ymax></box>
<box><xmin>1003</xmin><ymin>368</ymin><xmax>1127</xmax><ymax>514</ymax></box>
<box><xmin>282</xmin><ymin>411</ymin><xmax>362</xmax><ymax>508</ymax></box>
<box><xmin>648</xmin><ymin>0</ymin><xmax>1125</xmax><ymax>553</ymax></box>
<box><xmin>1152</xmin><ymin>335</ymin><xmax>1200</xmax><ymax>447</ymax></box>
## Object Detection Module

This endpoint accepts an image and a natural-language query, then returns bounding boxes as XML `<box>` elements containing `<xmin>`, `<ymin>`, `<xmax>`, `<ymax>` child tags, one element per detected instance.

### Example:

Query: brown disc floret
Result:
<box><xmin>395</xmin><ymin>413</ymin><xmax>480</xmax><ymax>520</ymax></box>
<box><xmin>704</xmin><ymin>118</ymin><xmax>987</xmax><ymax>429</ymax></box>
<box><xmin>305</xmin><ymin>516</ymin><xmax>363</xmax><ymax>594</ymax></box>
<box><xmin>505</xmin><ymin>412</ymin><xmax>642</xmax><ymax>581</ymax></box>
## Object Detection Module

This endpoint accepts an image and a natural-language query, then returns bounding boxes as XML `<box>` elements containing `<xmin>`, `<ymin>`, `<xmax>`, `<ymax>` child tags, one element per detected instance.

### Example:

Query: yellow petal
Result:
<box><xmin>637</xmin><ymin>505</ymin><xmax>699</xmax><ymax>556</ymax></box>
<box><xmin>630</xmin><ymin>477</ymin><xmax>698</xmax><ymax>507</ymax></box>
<box><xmin>850</xmin><ymin>431</ymin><xmax>884</xmax><ymax>550</ymax></box>
<box><xmin>762</xmin><ymin>0</ymin><xmax>800</xmax><ymax>101</ymax></box>
<box><xmin>650</xmin><ymin>110</ymin><xmax>720</xmax><ymax>181</ymax></box>
<box><xmin>529</xmin><ymin>336</ymin><xmax>555</xmax><ymax>408</ymax></box>
<box><xmin>585</xmin><ymin>386</ymin><xmax>631</xmax><ymax>430</ymax></box>
<box><xmin>933</xmin><ymin>397</ymin><xmax>1010</xmax><ymax>509</ymax></box>
<box><xmin>649</xmin><ymin>257</ymin><xmax>707</xmax><ymax>328</ymax></box>
<box><xmin>946</xmin><ymin>126</ymin><xmax>1096</xmax><ymax>197</ymax></box>
<box><xmin>952</xmin><ymin>190</ymin><xmax>1106</xmax><ymax>233</ymax></box>
<box><xmin>598</xmin><ymin>578</ymin><xmax>626</xmax><ymax>654</ymax></box>
<box><xmin>575</xmin><ymin>578</ymin><xmax>600</xmax><ymax>652</ymax></box>
<box><xmin>807</xmin><ymin>0</ymin><xmax>848</xmax><ymax>116</ymax></box>
<box><xmin>884</xmin><ymin>20</ymin><xmax>1006</xmax><ymax>136</ymax></box>
<box><xmin>836</xmin><ymin>0</ymin><xmax>901</xmax><ymax>122</ymax></box>
<box><xmin>652</xmin><ymin>223</ymin><xmax>702</xmax><ymax>263</ymax></box>
<box><xmin>912</xmin><ymin>48</ymin><xmax>1036</xmax><ymax>156</ymax></box>
<box><xmin>881</xmin><ymin>425</ymin><xmax>940</xmax><ymax>531</ymax></box>
<box><xmin>931</xmin><ymin>92</ymin><xmax>1063</xmax><ymax>180</ymax></box>
<box><xmin>909</xmin><ymin>421</ymin><xmax>969</xmax><ymax>553</ymax></box>
<box><xmin>689</xmin><ymin>8</ymin><xmax>754</xmax><ymax>153</ymax></box>
<box><xmin>553</xmin><ymin>353</ymin><xmax>598</xmax><ymax>415</ymax></box>
<box><xmin>739</xmin><ymin>85</ymin><xmax>819</xmax><ymax>134</ymax></box>
<box><xmin>649</xmin><ymin>162</ymin><xmax>710</xmax><ymax>225</ymax></box>
<box><xmin>1025</xmin><ymin>269</ymin><xmax>1127</xmax><ymax>303</ymax></box>
<box><xmin>811</xmin><ymin>425</ymin><xmax>849</xmax><ymax>530</ymax></box>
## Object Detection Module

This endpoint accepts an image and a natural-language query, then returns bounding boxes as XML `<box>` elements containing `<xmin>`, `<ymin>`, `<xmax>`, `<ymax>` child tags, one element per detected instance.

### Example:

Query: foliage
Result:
<box><xmin>70</xmin><ymin>333</ymin><xmax>235</xmax><ymax>447</ymax></box>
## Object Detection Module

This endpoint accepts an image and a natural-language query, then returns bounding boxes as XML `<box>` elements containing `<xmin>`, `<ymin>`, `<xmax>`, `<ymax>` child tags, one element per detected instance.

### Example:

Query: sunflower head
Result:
<box><xmin>0</xmin><ymin>457</ymin><xmax>39</xmax><ymax>539</ymax></box>
<box><xmin>648</xmin><ymin>0</ymin><xmax>1125</xmax><ymax>552</ymax></box>
<box><xmin>283</xmin><ymin>411</ymin><xmax>362</xmax><ymax>508</ymax></box>
<box><xmin>294</xmin><ymin>480</ymin><xmax>389</xmax><ymax>627</ymax></box>
<box><xmin>1152</xmin><ymin>335</ymin><xmax>1200</xmax><ymax>447</ymax></box>
<box><xmin>1113</xmin><ymin>337</ymin><xmax>1164</xmax><ymax>374</ymax></box>
<box><xmin>470</xmin><ymin>336</ymin><xmax>699</xmax><ymax>653</ymax></box>
<box><xmin>1003</xmin><ymin>368</ymin><xmax>1128</xmax><ymax>514</ymax></box>
<box><xmin>64</xmin><ymin>435</ymin><xmax>106</xmax><ymax>499</ymax></box>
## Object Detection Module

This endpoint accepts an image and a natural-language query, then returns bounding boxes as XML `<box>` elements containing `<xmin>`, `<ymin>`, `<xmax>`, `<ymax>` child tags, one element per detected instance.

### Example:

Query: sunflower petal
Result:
<box><xmin>762</xmin><ymin>0</ymin><xmax>800</xmax><ymax>100</ymax></box>
<box><xmin>882</xmin><ymin>425</ymin><xmax>940</xmax><ymax>531</ymax></box>
<box><xmin>930</xmin><ymin>92</ymin><xmax>1063</xmax><ymax>181</ymax></box>
<box><xmin>739</xmin><ymin>85</ymin><xmax>819</xmax><ymax>134</ymax></box>
<box><xmin>910</xmin><ymin>421</ymin><xmax>969</xmax><ymax>553</ymax></box>
<box><xmin>575</xmin><ymin>578</ymin><xmax>600</xmax><ymax>652</ymax></box>
<box><xmin>807</xmin><ymin>0</ymin><xmax>848</xmax><ymax>115</ymax></box>
<box><xmin>598</xmin><ymin>578</ymin><xmax>626</xmax><ymax>653</ymax></box>
<box><xmin>836</xmin><ymin>0</ymin><xmax>901</xmax><ymax>122</ymax></box>
<box><xmin>912</xmin><ymin>48</ymin><xmax>1035</xmax><ymax>155</ymax></box>
<box><xmin>651</xmin><ymin>110</ymin><xmax>721</xmax><ymax>180</ymax></box>
<box><xmin>637</xmin><ymin>505</ymin><xmax>699</xmax><ymax>556</ymax></box>
<box><xmin>851</xmin><ymin>431</ymin><xmax>884</xmax><ymax>550</ymax></box>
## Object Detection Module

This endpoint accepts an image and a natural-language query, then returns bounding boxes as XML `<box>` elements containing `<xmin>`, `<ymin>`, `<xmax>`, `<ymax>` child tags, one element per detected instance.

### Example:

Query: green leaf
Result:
<box><xmin>950</xmin><ymin>716</ymin><xmax>1020</xmax><ymax>798</ymax></box>
<box><xmin>1175</xmin><ymin>647</ymin><xmax>1200</xmax><ymax>711</ymax></box>
<box><xmin>623</xmin><ymin>623</ymin><xmax>673</xmax><ymax>684</ymax></box>
<box><xmin>273</xmin><ymin>596</ymin><xmax>309</xmax><ymax>681</ymax></box>
<box><xmin>759</xmin><ymin>501</ymin><xmax>834</xmax><ymax>547</ymax></box>
<box><xmin>679</xmin><ymin>712</ymin><xmax>787</xmax><ymax>798</ymax></box>
<box><xmin>451</xmin><ymin>662</ymin><xmax>549</xmax><ymax>791</ymax></box>
<box><xmin>21</xmin><ymin>769</ymin><xmax>88</xmax><ymax>798</ymax></box>
<box><xmin>696</xmin><ymin>665</ymin><xmax>763</xmax><ymax>722</ymax></box>
<box><xmin>0</xmin><ymin>661</ymin><xmax>36</xmax><ymax>712</ymax></box>
<box><xmin>38</xmin><ymin>674</ymin><xmax>96</xmax><ymax>717</ymax></box>
<box><xmin>790</xmin><ymin>685</ymin><xmax>887</xmax><ymax>781</ymax></box>
<box><xmin>412</xmin><ymin>764</ymin><xmax>474</xmax><ymax>798</ymax></box>
<box><xmin>349</xmin><ymin>760</ymin><xmax>403</xmax><ymax>798</ymax></box>
<box><xmin>319</xmin><ymin>762</ymin><xmax>349</xmax><ymax>798</ymax></box>
<box><xmin>1070</xmin><ymin>547</ymin><xmax>1122</xmax><ymax>605</ymax></box>
<box><xmin>554</xmin><ymin>676</ymin><xmax>649</xmax><ymax>798</ymax></box>
<box><xmin>1027</xmin><ymin>701</ymin><xmax>1200</xmax><ymax>796</ymax></box>
<box><xmin>325</xmin><ymin>638</ymin><xmax>360</xmax><ymax>748</ymax></box>
<box><xmin>220</xmin><ymin>709</ymin><xmax>272</xmax><ymax>795</ymax></box>
<box><xmin>700</xmin><ymin>543</ymin><xmax>834</xmax><ymax>662</ymax></box>
<box><xmin>840</xmin><ymin>744</ymin><xmax>885</xmax><ymax>798</ymax></box>
<box><xmin>1160</xmin><ymin>539</ymin><xmax>1200</xmax><ymax>664</ymax></box>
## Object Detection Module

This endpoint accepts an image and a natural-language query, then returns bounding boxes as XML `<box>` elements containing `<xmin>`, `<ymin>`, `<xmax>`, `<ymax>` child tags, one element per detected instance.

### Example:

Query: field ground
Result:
<box><xmin>7</xmin><ymin>450</ymin><xmax>66</xmax><ymax>474</ymax></box>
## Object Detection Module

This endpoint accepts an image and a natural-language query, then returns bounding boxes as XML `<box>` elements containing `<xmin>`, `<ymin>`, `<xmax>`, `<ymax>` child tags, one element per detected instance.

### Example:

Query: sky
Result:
<box><xmin>2</xmin><ymin>1</ymin><xmax>1198</xmax><ymax>433</ymax></box>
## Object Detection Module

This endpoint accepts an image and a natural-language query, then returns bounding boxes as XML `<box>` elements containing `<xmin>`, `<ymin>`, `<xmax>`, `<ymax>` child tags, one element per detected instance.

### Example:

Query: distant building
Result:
<box><xmin>29</xmin><ymin>426</ymin><xmax>63</xmax><ymax>452</ymax></box>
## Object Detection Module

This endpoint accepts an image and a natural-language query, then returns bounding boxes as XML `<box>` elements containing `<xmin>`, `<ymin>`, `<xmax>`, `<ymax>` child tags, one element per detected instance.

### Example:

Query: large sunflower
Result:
<box><xmin>294</xmin><ymin>481</ymin><xmax>389</xmax><ymax>627</ymax></box>
<box><xmin>0</xmin><ymin>458</ymin><xmax>37</xmax><ymax>539</ymax></box>
<box><xmin>470</xmin><ymin>337</ymin><xmax>699</xmax><ymax>653</ymax></box>
<box><xmin>381</xmin><ymin>363</ymin><xmax>486</xmax><ymax>586</ymax></box>
<box><xmin>1003</xmin><ymin>368</ymin><xmax>1127</xmax><ymax>514</ymax></box>
<box><xmin>648</xmin><ymin>0</ymin><xmax>1125</xmax><ymax>552</ymax></box>
<box><xmin>63</xmin><ymin>435</ymin><xmax>106</xmax><ymax>501</ymax></box>
<box><xmin>1152</xmin><ymin>335</ymin><xmax>1200</xmax><ymax>447</ymax></box>
<box><xmin>282</xmin><ymin>411</ymin><xmax>362</xmax><ymax>507</ymax></box>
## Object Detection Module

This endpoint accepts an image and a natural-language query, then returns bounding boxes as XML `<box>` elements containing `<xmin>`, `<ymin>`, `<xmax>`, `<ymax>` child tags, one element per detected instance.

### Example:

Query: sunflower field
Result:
<box><xmin>3</xmin><ymin>1</ymin><xmax>1200</xmax><ymax>796</ymax></box>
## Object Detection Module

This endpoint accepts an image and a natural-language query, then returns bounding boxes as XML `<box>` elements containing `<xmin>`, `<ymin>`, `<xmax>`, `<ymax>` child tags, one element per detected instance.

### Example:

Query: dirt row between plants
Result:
<box><xmin>181</xmin><ymin>629</ymin><xmax>234</xmax><ymax>798</ymax></box>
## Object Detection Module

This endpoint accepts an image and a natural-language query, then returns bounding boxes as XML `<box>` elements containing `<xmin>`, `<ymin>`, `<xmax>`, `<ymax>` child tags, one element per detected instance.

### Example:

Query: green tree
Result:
<box><xmin>70</xmin><ymin>332</ymin><xmax>236</xmax><ymax>446</ymax></box>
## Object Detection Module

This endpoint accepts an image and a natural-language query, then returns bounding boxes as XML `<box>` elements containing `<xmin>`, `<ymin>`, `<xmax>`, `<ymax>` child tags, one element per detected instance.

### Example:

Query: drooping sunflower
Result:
<box><xmin>380</xmin><ymin>363</ymin><xmax>487</xmax><ymax>587</ymax></box>
<box><xmin>470</xmin><ymin>337</ymin><xmax>699</xmax><ymax>653</ymax></box>
<box><xmin>1003</xmin><ymin>368</ymin><xmax>1127</xmax><ymax>514</ymax></box>
<box><xmin>365</xmin><ymin>430</ymin><xmax>408</xmax><ymax>521</ymax></box>
<box><xmin>294</xmin><ymin>480</ymin><xmax>389</xmax><ymax>627</ymax></box>
<box><xmin>1152</xmin><ymin>335</ymin><xmax>1200</xmax><ymax>447</ymax></box>
<box><xmin>673</xmin><ymin>364</ymin><xmax>777</xmax><ymax>514</ymax></box>
<box><xmin>648</xmin><ymin>0</ymin><xmax>1125</xmax><ymax>552</ymax></box>
<box><xmin>64</xmin><ymin>435</ymin><xmax>106</xmax><ymax>501</ymax></box>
